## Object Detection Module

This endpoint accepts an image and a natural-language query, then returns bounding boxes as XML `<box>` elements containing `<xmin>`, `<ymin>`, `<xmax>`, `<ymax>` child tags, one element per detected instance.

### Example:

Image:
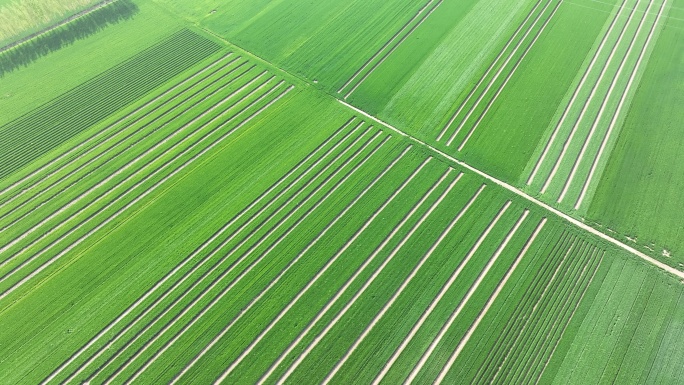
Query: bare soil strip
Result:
<box><xmin>0</xmin><ymin>54</ymin><xmax>232</xmax><ymax>202</ymax></box>
<box><xmin>406</xmin><ymin>206</ymin><xmax>527</xmax><ymax>384</ymax></box>
<box><xmin>555</xmin><ymin>0</ymin><xmax>656</xmax><ymax>201</ymax></box>
<box><xmin>436</xmin><ymin>0</ymin><xmax>548</xmax><ymax>142</ymax></box>
<box><xmin>259</xmin><ymin>168</ymin><xmax>453</xmax><ymax>385</ymax></box>
<box><xmin>276</xmin><ymin>171</ymin><xmax>460</xmax><ymax>385</ymax></box>
<box><xmin>322</xmin><ymin>182</ymin><xmax>484</xmax><ymax>385</ymax></box>
<box><xmin>343</xmin><ymin>0</ymin><xmax>444</xmax><ymax>99</ymax></box>
<box><xmin>337</xmin><ymin>0</ymin><xmax>438</xmax><ymax>94</ymax></box>
<box><xmin>0</xmin><ymin>83</ymin><xmax>293</xmax><ymax>303</ymax></box>
<box><xmin>442</xmin><ymin>0</ymin><xmax>555</xmax><ymax>145</ymax></box>
<box><xmin>339</xmin><ymin>99</ymin><xmax>684</xmax><ymax>280</ymax></box>
<box><xmin>42</xmin><ymin>115</ymin><xmax>356</xmax><ymax>385</ymax></box>
<box><xmin>450</xmin><ymin>0</ymin><xmax>563</xmax><ymax>150</ymax></box>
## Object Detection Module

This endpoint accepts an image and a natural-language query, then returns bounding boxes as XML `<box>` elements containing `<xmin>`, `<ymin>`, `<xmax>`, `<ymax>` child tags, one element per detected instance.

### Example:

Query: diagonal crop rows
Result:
<box><xmin>337</xmin><ymin>0</ymin><xmax>444</xmax><ymax>100</ymax></box>
<box><xmin>526</xmin><ymin>0</ymin><xmax>670</xmax><ymax>210</ymax></box>
<box><xmin>436</xmin><ymin>0</ymin><xmax>562</xmax><ymax>149</ymax></box>
<box><xmin>0</xmin><ymin>59</ymin><xmax>294</xmax><ymax>303</ymax></box>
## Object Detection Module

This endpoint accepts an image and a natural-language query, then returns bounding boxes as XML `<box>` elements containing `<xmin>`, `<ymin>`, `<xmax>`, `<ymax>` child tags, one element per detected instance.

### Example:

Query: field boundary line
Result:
<box><xmin>406</xmin><ymin>204</ymin><xmax>526</xmax><ymax>384</ymax></box>
<box><xmin>504</xmin><ymin>243</ymin><xmax>594</xmax><ymax>383</ymax></box>
<box><xmin>323</xmin><ymin>182</ymin><xmax>485</xmax><ymax>384</ymax></box>
<box><xmin>215</xmin><ymin>158</ymin><xmax>432</xmax><ymax>383</ymax></box>
<box><xmin>526</xmin><ymin>0</ymin><xmax>629</xmax><ymax>185</ymax></box>
<box><xmin>171</xmin><ymin>145</ymin><xmax>414</xmax><ymax>384</ymax></box>
<box><xmin>448</xmin><ymin>0</ymin><xmax>563</xmax><ymax>149</ymax></box>
<box><xmin>261</xmin><ymin>168</ymin><xmax>454</xmax><ymax>385</ymax></box>
<box><xmin>434</xmin><ymin>217</ymin><xmax>548</xmax><ymax>385</ymax></box>
<box><xmin>0</xmin><ymin>83</ymin><xmax>293</xmax><ymax>303</ymax></box>
<box><xmin>0</xmin><ymin>53</ymin><xmax>233</xmax><ymax>201</ymax></box>
<box><xmin>472</xmin><ymin>231</ymin><xmax>572</xmax><ymax>384</ymax></box>
<box><xmin>276</xmin><ymin>170</ymin><xmax>460</xmax><ymax>384</ymax></box>
<box><xmin>0</xmin><ymin>72</ymin><xmax>272</xmax><ymax>288</ymax></box>
<box><xmin>42</xmin><ymin>116</ymin><xmax>357</xmax><ymax>385</ymax></box>
<box><xmin>537</xmin><ymin>254</ymin><xmax>600</xmax><ymax>384</ymax></box>
<box><xmin>100</xmin><ymin>129</ymin><xmax>386</xmax><ymax>384</ymax></box>
<box><xmin>575</xmin><ymin>0</ymin><xmax>669</xmax><ymax>209</ymax></box>
<box><xmin>337</xmin><ymin>98</ymin><xmax>684</xmax><ymax>280</ymax></box>
<box><xmin>342</xmin><ymin>0</ymin><xmax>444</xmax><ymax>99</ymax></box>
<box><xmin>0</xmin><ymin>57</ymin><xmax>246</xmax><ymax>230</ymax></box>
<box><xmin>556</xmin><ymin>0</ymin><xmax>656</xmax><ymax>202</ymax></box>
<box><xmin>440</xmin><ymin>0</ymin><xmax>555</xmax><ymax>144</ymax></box>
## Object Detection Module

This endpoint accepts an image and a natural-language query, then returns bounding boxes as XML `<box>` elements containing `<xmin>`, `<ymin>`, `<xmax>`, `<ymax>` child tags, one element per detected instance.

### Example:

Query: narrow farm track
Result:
<box><xmin>321</xmin><ymin>182</ymin><xmax>486</xmax><ymax>385</ymax></box>
<box><xmin>433</xmin><ymin>217</ymin><xmax>548</xmax><ymax>385</ymax></box>
<box><xmin>541</xmin><ymin>0</ymin><xmax>648</xmax><ymax>196</ymax></box>
<box><xmin>470</xmin><ymin>231</ymin><xmax>575</xmax><ymax>384</ymax></box>
<box><xmin>447</xmin><ymin>0</ymin><xmax>564</xmax><ymax>150</ymax></box>
<box><xmin>260</xmin><ymin>165</ymin><xmax>456</xmax><ymax>385</ymax></box>
<box><xmin>275</xmin><ymin>170</ymin><xmax>461</xmax><ymax>385</ymax></box>
<box><xmin>573</xmin><ymin>0</ymin><xmax>670</xmax><ymax>209</ymax></box>
<box><xmin>0</xmin><ymin>53</ymin><xmax>233</xmax><ymax>204</ymax></box>
<box><xmin>340</xmin><ymin>99</ymin><xmax>684</xmax><ymax>280</ymax></box>
<box><xmin>405</xmin><ymin>204</ymin><xmax>528</xmax><ymax>384</ymax></box>
<box><xmin>527</xmin><ymin>0</ymin><xmax>670</xmax><ymax>206</ymax></box>
<box><xmin>0</xmin><ymin>65</ymin><xmax>266</xmax><ymax>257</ymax></box>
<box><xmin>169</xmin><ymin>146</ymin><xmax>415</xmax><ymax>385</ymax></box>
<box><xmin>374</xmin><ymin>200</ymin><xmax>510</xmax><ymax>384</ymax></box>
<box><xmin>526</xmin><ymin>0</ymin><xmax>631</xmax><ymax>186</ymax></box>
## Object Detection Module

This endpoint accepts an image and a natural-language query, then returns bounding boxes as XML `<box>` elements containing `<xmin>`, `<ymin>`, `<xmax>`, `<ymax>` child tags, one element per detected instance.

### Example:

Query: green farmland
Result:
<box><xmin>0</xmin><ymin>0</ymin><xmax>683</xmax><ymax>384</ymax></box>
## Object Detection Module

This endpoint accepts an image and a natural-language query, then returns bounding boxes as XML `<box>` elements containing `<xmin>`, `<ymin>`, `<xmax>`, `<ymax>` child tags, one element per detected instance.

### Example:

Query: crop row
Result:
<box><xmin>0</xmin><ymin>65</ymin><xmax>268</xmax><ymax>266</ymax></box>
<box><xmin>0</xmin><ymin>61</ymin><xmax>293</xmax><ymax>306</ymax></box>
<box><xmin>0</xmin><ymin>50</ymin><xmax>232</xmax><ymax>199</ymax></box>
<box><xmin>526</xmin><ymin>0</ymin><xmax>669</xmax><ymax>210</ymax></box>
<box><xmin>459</xmin><ymin>232</ymin><xmax>604</xmax><ymax>385</ymax></box>
<box><xmin>337</xmin><ymin>0</ymin><xmax>443</xmax><ymax>100</ymax></box>
<box><xmin>0</xmin><ymin>60</ymin><xmax>272</xmax><ymax>251</ymax></box>
<box><xmin>42</xmin><ymin>116</ymin><xmax>405</xmax><ymax>383</ymax></box>
<box><xmin>0</xmin><ymin>54</ymin><xmax>243</xmax><ymax>229</ymax></box>
<box><xmin>0</xmin><ymin>28</ymin><xmax>223</xmax><ymax>180</ymax></box>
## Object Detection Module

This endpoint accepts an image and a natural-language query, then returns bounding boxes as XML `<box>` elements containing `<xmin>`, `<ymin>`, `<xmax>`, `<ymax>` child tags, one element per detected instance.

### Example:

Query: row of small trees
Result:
<box><xmin>0</xmin><ymin>0</ymin><xmax>138</xmax><ymax>77</ymax></box>
<box><xmin>0</xmin><ymin>0</ymin><xmax>101</xmax><ymax>45</ymax></box>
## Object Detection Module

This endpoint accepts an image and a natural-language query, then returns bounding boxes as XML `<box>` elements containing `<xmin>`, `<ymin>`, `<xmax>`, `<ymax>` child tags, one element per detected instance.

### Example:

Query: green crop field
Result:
<box><xmin>0</xmin><ymin>0</ymin><xmax>682</xmax><ymax>384</ymax></box>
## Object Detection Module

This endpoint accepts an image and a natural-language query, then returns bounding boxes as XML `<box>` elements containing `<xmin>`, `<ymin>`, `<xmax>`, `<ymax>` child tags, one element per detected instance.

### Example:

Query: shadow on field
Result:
<box><xmin>0</xmin><ymin>0</ymin><xmax>139</xmax><ymax>77</ymax></box>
